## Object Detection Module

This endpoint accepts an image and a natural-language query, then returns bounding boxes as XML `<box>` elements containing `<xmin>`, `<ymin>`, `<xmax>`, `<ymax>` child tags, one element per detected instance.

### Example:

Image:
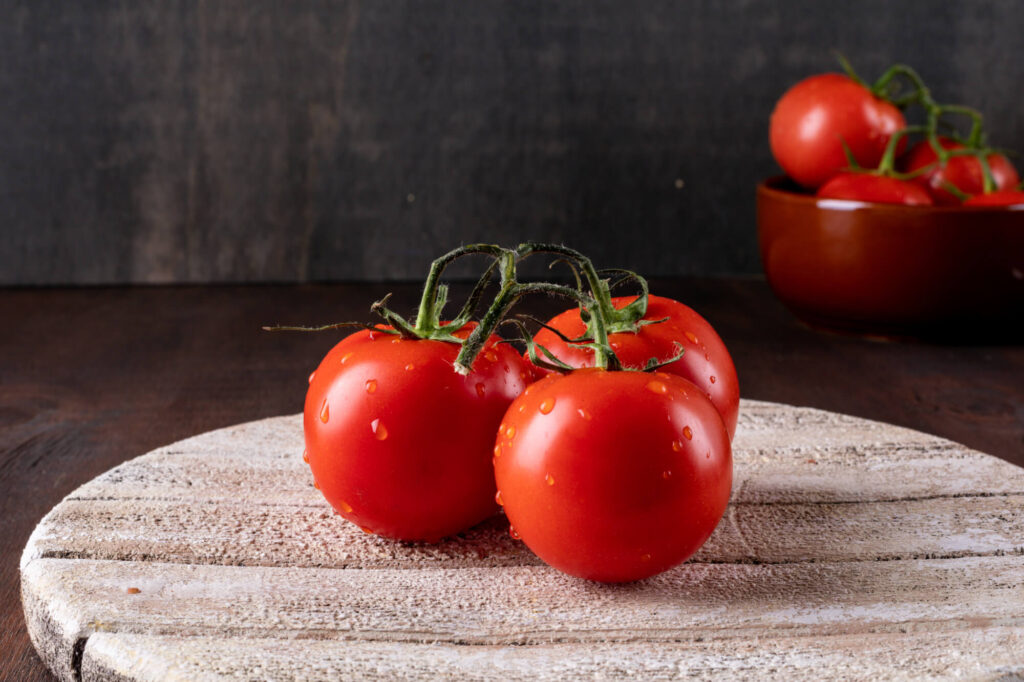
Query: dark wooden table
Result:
<box><xmin>2</xmin><ymin>279</ymin><xmax>1022</xmax><ymax>681</ymax></box>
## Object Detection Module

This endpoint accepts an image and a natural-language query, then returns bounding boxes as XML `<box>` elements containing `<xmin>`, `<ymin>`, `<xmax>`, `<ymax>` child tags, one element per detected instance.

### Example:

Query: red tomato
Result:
<box><xmin>900</xmin><ymin>138</ymin><xmax>1020</xmax><ymax>205</ymax></box>
<box><xmin>816</xmin><ymin>173</ymin><xmax>933</xmax><ymax>205</ymax></box>
<box><xmin>770</xmin><ymin>73</ymin><xmax>906</xmax><ymax>189</ymax></box>
<box><xmin>964</xmin><ymin>190</ymin><xmax>1024</xmax><ymax>206</ymax></box>
<box><xmin>304</xmin><ymin>326</ymin><xmax>533</xmax><ymax>541</ymax></box>
<box><xmin>494</xmin><ymin>369</ymin><xmax>732</xmax><ymax>583</ymax></box>
<box><xmin>530</xmin><ymin>295</ymin><xmax>740</xmax><ymax>440</ymax></box>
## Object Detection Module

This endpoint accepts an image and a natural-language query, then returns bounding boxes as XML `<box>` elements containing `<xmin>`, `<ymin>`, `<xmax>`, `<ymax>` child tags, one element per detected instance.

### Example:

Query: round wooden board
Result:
<box><xmin>21</xmin><ymin>399</ymin><xmax>1024</xmax><ymax>681</ymax></box>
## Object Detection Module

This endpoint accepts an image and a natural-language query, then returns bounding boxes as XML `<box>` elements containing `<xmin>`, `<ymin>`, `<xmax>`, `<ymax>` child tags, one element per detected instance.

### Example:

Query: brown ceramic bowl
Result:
<box><xmin>757</xmin><ymin>176</ymin><xmax>1024</xmax><ymax>339</ymax></box>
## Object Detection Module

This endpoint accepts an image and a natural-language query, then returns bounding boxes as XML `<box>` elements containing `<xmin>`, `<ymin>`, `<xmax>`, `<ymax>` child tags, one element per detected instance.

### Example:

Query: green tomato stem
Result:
<box><xmin>413</xmin><ymin>243</ymin><xmax>512</xmax><ymax>335</ymax></box>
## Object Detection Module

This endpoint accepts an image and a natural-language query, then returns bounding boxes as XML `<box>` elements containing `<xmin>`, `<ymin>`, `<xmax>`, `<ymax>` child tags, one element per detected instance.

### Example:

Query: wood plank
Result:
<box><xmin>22</xmin><ymin>556</ymin><xmax>1024</xmax><ymax>668</ymax></box>
<box><xmin>21</xmin><ymin>493</ymin><xmax>1024</xmax><ymax>569</ymax></box>
<box><xmin>21</xmin><ymin>401</ymin><xmax>1023</xmax><ymax>572</ymax></box>
<box><xmin>63</xmin><ymin>402</ymin><xmax>1024</xmax><ymax>509</ymax></box>
<box><xmin>81</xmin><ymin>628</ymin><xmax>1024</xmax><ymax>682</ymax></box>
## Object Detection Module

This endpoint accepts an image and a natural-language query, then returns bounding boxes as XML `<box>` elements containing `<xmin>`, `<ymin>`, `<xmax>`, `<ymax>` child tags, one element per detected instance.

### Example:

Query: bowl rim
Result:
<box><xmin>757</xmin><ymin>175</ymin><xmax>1024</xmax><ymax>213</ymax></box>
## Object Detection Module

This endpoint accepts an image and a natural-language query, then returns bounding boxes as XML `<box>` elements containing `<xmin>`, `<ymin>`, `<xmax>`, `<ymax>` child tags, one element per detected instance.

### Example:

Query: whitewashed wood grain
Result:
<box><xmin>20</xmin><ymin>399</ymin><xmax>1024</xmax><ymax>681</ymax></box>
<box><xmin>80</xmin><ymin>629</ymin><xmax>1024</xmax><ymax>682</ymax></box>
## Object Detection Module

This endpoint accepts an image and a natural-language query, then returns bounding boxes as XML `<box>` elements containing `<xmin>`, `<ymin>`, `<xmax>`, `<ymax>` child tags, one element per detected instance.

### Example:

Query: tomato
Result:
<box><xmin>816</xmin><ymin>172</ymin><xmax>933</xmax><ymax>205</ymax></box>
<box><xmin>900</xmin><ymin>138</ymin><xmax>1020</xmax><ymax>205</ymax></box>
<box><xmin>770</xmin><ymin>73</ymin><xmax>906</xmax><ymax>189</ymax></box>
<box><xmin>304</xmin><ymin>325</ymin><xmax>533</xmax><ymax>541</ymax></box>
<box><xmin>530</xmin><ymin>295</ymin><xmax>740</xmax><ymax>440</ymax></box>
<box><xmin>964</xmin><ymin>189</ymin><xmax>1024</xmax><ymax>206</ymax></box>
<box><xmin>494</xmin><ymin>369</ymin><xmax>732</xmax><ymax>583</ymax></box>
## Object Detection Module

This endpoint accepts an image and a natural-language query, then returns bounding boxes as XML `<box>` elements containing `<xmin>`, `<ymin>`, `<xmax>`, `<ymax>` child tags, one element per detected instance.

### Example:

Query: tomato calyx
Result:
<box><xmin>516</xmin><ymin>242</ymin><xmax>658</xmax><ymax>335</ymax></box>
<box><xmin>839</xmin><ymin>125</ymin><xmax>926</xmax><ymax>181</ymax></box>
<box><xmin>459</xmin><ymin>242</ymin><xmax>657</xmax><ymax>374</ymax></box>
<box><xmin>513</xmin><ymin>313</ymin><xmax>687</xmax><ymax>375</ymax></box>
<box><xmin>497</xmin><ymin>242</ymin><xmax>688</xmax><ymax>374</ymax></box>
<box><xmin>924</xmin><ymin>139</ymin><xmax>1008</xmax><ymax>196</ymax></box>
<box><xmin>267</xmin><ymin>244</ymin><xmax>525</xmax><ymax>372</ymax></box>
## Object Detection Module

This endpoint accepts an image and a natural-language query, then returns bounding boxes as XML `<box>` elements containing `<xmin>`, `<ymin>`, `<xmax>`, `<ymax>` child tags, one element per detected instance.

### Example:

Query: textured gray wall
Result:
<box><xmin>2</xmin><ymin>1</ymin><xmax>1022</xmax><ymax>284</ymax></box>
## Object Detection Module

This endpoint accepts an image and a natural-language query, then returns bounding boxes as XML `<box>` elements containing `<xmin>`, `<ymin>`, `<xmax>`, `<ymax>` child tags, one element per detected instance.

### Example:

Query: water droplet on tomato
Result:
<box><xmin>709</xmin><ymin>376</ymin><xmax>716</xmax><ymax>384</ymax></box>
<box><xmin>683</xmin><ymin>426</ymin><xmax>693</xmax><ymax>440</ymax></box>
<box><xmin>339</xmin><ymin>500</ymin><xmax>353</xmax><ymax>514</ymax></box>
<box><xmin>367</xmin><ymin>332</ymin><xmax>377</xmax><ymax>341</ymax></box>
<box><xmin>391</xmin><ymin>337</ymin><xmax>401</xmax><ymax>344</ymax></box>
<box><xmin>577</xmin><ymin>408</ymin><xmax>592</xmax><ymax>421</ymax></box>
<box><xmin>302</xmin><ymin>450</ymin><xmax>309</xmax><ymax>464</ymax></box>
<box><xmin>405</xmin><ymin>363</ymin><xmax>415</xmax><ymax>371</ymax></box>
<box><xmin>371</xmin><ymin>418</ymin><xmax>388</xmax><ymax>440</ymax></box>
<box><xmin>646</xmin><ymin>380</ymin><xmax>668</xmax><ymax>395</ymax></box>
<box><xmin>505</xmin><ymin>425</ymin><xmax>516</xmax><ymax>439</ymax></box>
<box><xmin>319</xmin><ymin>400</ymin><xmax>330</xmax><ymax>423</ymax></box>
<box><xmin>545</xmin><ymin>473</ymin><xmax>555</xmax><ymax>486</ymax></box>
<box><xmin>672</xmin><ymin>440</ymin><xmax>683</xmax><ymax>452</ymax></box>
<box><xmin>524</xmin><ymin>385</ymin><xmax>533</xmax><ymax>396</ymax></box>
<box><xmin>662</xmin><ymin>470</ymin><xmax>672</xmax><ymax>480</ymax></box>
<box><xmin>476</xmin><ymin>383</ymin><xmax>486</xmax><ymax>398</ymax></box>
<box><xmin>484</xmin><ymin>350</ymin><xmax>498</xmax><ymax>363</ymax></box>
<box><xmin>341</xmin><ymin>352</ymin><xmax>354</xmax><ymax>364</ymax></box>
<box><xmin>517</xmin><ymin>404</ymin><xmax>525</xmax><ymax>413</ymax></box>
<box><xmin>360</xmin><ymin>526</ymin><xmax>374</xmax><ymax>534</ymax></box>
<box><xmin>705</xmin><ymin>353</ymin><xmax>711</xmax><ymax>361</ymax></box>
<box><xmin>684</xmin><ymin>331</ymin><xmax>698</xmax><ymax>344</ymax></box>
<box><xmin>539</xmin><ymin>397</ymin><xmax>555</xmax><ymax>414</ymax></box>
<box><xmin>493</xmin><ymin>444</ymin><xmax>502</xmax><ymax>458</ymax></box>
<box><xmin>640</xmin><ymin>553</ymin><xmax>652</xmax><ymax>562</ymax></box>
<box><xmin>308</xmin><ymin>371</ymin><xmax>316</xmax><ymax>384</ymax></box>
<box><xmin>509</xmin><ymin>525</ymin><xmax>521</xmax><ymax>540</ymax></box>
<box><xmin>495</xmin><ymin>490</ymin><xmax>504</xmax><ymax>506</ymax></box>
<box><xmin>313</xmin><ymin>480</ymin><xmax>320</xmax><ymax>490</ymax></box>
<box><xmin>365</xmin><ymin>379</ymin><xmax>377</xmax><ymax>393</ymax></box>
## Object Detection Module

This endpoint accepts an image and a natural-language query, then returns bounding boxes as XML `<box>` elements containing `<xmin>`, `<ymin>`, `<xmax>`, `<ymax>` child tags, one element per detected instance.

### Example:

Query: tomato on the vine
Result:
<box><xmin>770</xmin><ymin>73</ymin><xmax>906</xmax><ymax>189</ymax></box>
<box><xmin>494</xmin><ymin>369</ymin><xmax>732</xmax><ymax>583</ymax></box>
<box><xmin>530</xmin><ymin>295</ymin><xmax>740</xmax><ymax>440</ymax></box>
<box><xmin>304</xmin><ymin>324</ymin><xmax>533</xmax><ymax>542</ymax></box>
<box><xmin>816</xmin><ymin>172</ymin><xmax>933</xmax><ymax>205</ymax></box>
<box><xmin>900</xmin><ymin>137</ymin><xmax>1020</xmax><ymax>205</ymax></box>
<box><xmin>964</xmin><ymin>189</ymin><xmax>1024</xmax><ymax>206</ymax></box>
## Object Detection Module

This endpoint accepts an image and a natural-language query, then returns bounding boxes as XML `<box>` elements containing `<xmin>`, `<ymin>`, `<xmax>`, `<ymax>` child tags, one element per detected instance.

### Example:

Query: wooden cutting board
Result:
<box><xmin>21</xmin><ymin>399</ymin><xmax>1024</xmax><ymax>681</ymax></box>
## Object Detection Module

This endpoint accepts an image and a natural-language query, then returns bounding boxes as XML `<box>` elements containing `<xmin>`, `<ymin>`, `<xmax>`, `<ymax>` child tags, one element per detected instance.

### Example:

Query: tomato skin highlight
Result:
<box><xmin>530</xmin><ymin>295</ymin><xmax>740</xmax><ymax>440</ymax></box>
<box><xmin>964</xmin><ymin>190</ymin><xmax>1024</xmax><ymax>206</ymax></box>
<box><xmin>304</xmin><ymin>326</ymin><xmax>533</xmax><ymax>542</ymax></box>
<box><xmin>900</xmin><ymin>138</ymin><xmax>1020</xmax><ymax>205</ymax></box>
<box><xmin>816</xmin><ymin>173</ymin><xmax>934</xmax><ymax>206</ymax></box>
<box><xmin>495</xmin><ymin>369</ymin><xmax>732</xmax><ymax>583</ymax></box>
<box><xmin>770</xmin><ymin>73</ymin><xmax>906</xmax><ymax>189</ymax></box>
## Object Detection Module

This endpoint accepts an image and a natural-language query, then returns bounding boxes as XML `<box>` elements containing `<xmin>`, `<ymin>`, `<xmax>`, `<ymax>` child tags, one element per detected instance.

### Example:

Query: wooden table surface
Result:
<box><xmin>2</xmin><ymin>278</ymin><xmax>1022</xmax><ymax>681</ymax></box>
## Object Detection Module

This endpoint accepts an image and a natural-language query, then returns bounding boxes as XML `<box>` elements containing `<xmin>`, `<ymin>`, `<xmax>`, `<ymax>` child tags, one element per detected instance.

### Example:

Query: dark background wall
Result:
<box><xmin>2</xmin><ymin>0</ymin><xmax>1022</xmax><ymax>285</ymax></box>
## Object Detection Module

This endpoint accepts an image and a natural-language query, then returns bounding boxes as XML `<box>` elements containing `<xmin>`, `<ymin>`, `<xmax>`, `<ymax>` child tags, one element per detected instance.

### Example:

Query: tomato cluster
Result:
<box><xmin>287</xmin><ymin>243</ymin><xmax>737</xmax><ymax>583</ymax></box>
<box><xmin>770</xmin><ymin>58</ymin><xmax>1022</xmax><ymax>206</ymax></box>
